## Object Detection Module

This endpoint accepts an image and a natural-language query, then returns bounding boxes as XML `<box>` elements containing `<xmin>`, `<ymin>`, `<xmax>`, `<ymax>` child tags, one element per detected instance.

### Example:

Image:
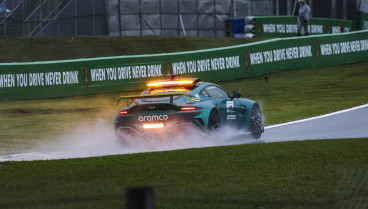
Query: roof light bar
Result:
<box><xmin>146</xmin><ymin>80</ymin><xmax>194</xmax><ymax>87</ymax></box>
<box><xmin>149</xmin><ymin>88</ymin><xmax>190</xmax><ymax>94</ymax></box>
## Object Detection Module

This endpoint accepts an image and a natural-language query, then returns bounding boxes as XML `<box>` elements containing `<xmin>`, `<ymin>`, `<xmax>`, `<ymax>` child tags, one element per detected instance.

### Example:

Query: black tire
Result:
<box><xmin>116</xmin><ymin>132</ymin><xmax>129</xmax><ymax>146</ymax></box>
<box><xmin>115</xmin><ymin>126</ymin><xmax>132</xmax><ymax>146</ymax></box>
<box><xmin>208</xmin><ymin>109</ymin><xmax>221</xmax><ymax>131</ymax></box>
<box><xmin>250</xmin><ymin>103</ymin><xmax>264</xmax><ymax>139</ymax></box>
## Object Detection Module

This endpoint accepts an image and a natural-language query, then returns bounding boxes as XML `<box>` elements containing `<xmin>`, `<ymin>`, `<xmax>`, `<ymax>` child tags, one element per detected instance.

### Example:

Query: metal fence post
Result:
<box><xmin>22</xmin><ymin>0</ymin><xmax>24</xmax><ymax>36</ymax></box>
<box><xmin>139</xmin><ymin>0</ymin><xmax>142</xmax><ymax>36</ymax></box>
<box><xmin>2</xmin><ymin>9</ymin><xmax>5</xmax><ymax>37</ymax></box>
<box><xmin>92</xmin><ymin>0</ymin><xmax>95</xmax><ymax>35</ymax></box>
<box><xmin>214</xmin><ymin>0</ymin><xmax>216</xmax><ymax>36</ymax></box>
<box><xmin>309</xmin><ymin>0</ymin><xmax>313</xmax><ymax>17</ymax></box>
<box><xmin>40</xmin><ymin>0</ymin><xmax>43</xmax><ymax>36</ymax></box>
<box><xmin>74</xmin><ymin>0</ymin><xmax>77</xmax><ymax>36</ymax></box>
<box><xmin>331</xmin><ymin>0</ymin><xmax>336</xmax><ymax>18</ymax></box>
<box><xmin>57</xmin><ymin>0</ymin><xmax>60</xmax><ymax>36</ymax></box>
<box><xmin>159</xmin><ymin>0</ymin><xmax>162</xmax><ymax>36</ymax></box>
<box><xmin>196</xmin><ymin>0</ymin><xmax>198</xmax><ymax>36</ymax></box>
<box><xmin>177</xmin><ymin>0</ymin><xmax>180</xmax><ymax>36</ymax></box>
<box><xmin>127</xmin><ymin>187</ymin><xmax>154</xmax><ymax>209</ymax></box>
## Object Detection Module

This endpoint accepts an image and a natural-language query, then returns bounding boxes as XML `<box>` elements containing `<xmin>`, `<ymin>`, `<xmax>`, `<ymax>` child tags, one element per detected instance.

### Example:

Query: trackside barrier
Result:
<box><xmin>246</xmin><ymin>16</ymin><xmax>352</xmax><ymax>38</ymax></box>
<box><xmin>0</xmin><ymin>30</ymin><xmax>367</xmax><ymax>101</ymax></box>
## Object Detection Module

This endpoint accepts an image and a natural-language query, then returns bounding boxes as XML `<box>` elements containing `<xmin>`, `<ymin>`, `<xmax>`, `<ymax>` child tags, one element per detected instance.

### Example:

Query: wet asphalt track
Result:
<box><xmin>1</xmin><ymin>103</ymin><xmax>367</xmax><ymax>162</ymax></box>
<box><xmin>262</xmin><ymin>103</ymin><xmax>368</xmax><ymax>142</ymax></box>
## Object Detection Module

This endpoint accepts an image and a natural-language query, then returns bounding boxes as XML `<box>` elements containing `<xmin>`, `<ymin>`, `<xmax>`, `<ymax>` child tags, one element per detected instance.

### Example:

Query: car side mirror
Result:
<box><xmin>233</xmin><ymin>91</ymin><xmax>241</xmax><ymax>98</ymax></box>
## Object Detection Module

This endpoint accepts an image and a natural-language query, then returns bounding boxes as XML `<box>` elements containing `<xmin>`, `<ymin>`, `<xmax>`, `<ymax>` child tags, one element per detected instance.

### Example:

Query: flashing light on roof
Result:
<box><xmin>149</xmin><ymin>88</ymin><xmax>190</xmax><ymax>94</ymax></box>
<box><xmin>146</xmin><ymin>80</ymin><xmax>194</xmax><ymax>87</ymax></box>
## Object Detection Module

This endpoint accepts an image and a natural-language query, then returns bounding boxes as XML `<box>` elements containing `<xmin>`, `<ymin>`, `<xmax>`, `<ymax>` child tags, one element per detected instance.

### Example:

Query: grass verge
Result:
<box><xmin>0</xmin><ymin>36</ymin><xmax>266</xmax><ymax>62</ymax></box>
<box><xmin>0</xmin><ymin>138</ymin><xmax>367</xmax><ymax>209</ymax></box>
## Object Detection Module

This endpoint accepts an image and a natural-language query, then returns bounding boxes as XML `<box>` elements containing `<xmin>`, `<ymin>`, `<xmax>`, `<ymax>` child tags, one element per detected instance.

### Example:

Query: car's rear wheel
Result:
<box><xmin>208</xmin><ymin>109</ymin><xmax>220</xmax><ymax>131</ymax></box>
<box><xmin>250</xmin><ymin>103</ymin><xmax>264</xmax><ymax>139</ymax></box>
<box><xmin>116</xmin><ymin>126</ymin><xmax>133</xmax><ymax>146</ymax></box>
<box><xmin>116</xmin><ymin>134</ymin><xmax>128</xmax><ymax>146</ymax></box>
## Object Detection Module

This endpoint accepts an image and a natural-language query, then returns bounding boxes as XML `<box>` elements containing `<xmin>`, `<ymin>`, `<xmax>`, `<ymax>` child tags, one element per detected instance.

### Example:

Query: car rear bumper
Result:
<box><xmin>116</xmin><ymin>121</ymin><xmax>205</xmax><ymax>140</ymax></box>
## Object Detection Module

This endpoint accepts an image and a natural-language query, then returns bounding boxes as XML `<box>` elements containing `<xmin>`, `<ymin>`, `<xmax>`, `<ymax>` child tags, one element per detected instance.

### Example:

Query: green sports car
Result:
<box><xmin>114</xmin><ymin>75</ymin><xmax>264</xmax><ymax>143</ymax></box>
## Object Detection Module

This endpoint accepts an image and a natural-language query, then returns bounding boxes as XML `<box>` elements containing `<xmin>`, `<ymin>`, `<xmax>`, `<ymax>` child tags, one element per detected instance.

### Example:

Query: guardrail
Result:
<box><xmin>0</xmin><ymin>30</ymin><xmax>367</xmax><ymax>101</ymax></box>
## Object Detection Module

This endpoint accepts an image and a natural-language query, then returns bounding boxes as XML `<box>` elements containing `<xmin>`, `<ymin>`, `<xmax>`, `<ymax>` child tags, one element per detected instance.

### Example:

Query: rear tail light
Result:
<box><xmin>180</xmin><ymin>106</ymin><xmax>198</xmax><ymax>111</ymax></box>
<box><xmin>119</xmin><ymin>110</ymin><xmax>129</xmax><ymax>115</ymax></box>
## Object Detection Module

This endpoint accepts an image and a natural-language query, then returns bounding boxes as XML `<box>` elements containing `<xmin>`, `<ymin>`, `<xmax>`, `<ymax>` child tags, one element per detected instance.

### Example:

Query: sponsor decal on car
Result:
<box><xmin>138</xmin><ymin>115</ymin><xmax>169</xmax><ymax>122</ymax></box>
<box><xmin>226</xmin><ymin>101</ymin><xmax>234</xmax><ymax>108</ymax></box>
<box><xmin>227</xmin><ymin>115</ymin><xmax>236</xmax><ymax>120</ymax></box>
<box><xmin>194</xmin><ymin>93</ymin><xmax>200</xmax><ymax>100</ymax></box>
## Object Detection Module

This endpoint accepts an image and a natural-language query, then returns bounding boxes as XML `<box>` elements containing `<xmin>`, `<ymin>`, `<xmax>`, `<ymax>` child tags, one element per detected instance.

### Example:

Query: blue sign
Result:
<box><xmin>0</xmin><ymin>5</ymin><xmax>6</xmax><ymax>13</ymax></box>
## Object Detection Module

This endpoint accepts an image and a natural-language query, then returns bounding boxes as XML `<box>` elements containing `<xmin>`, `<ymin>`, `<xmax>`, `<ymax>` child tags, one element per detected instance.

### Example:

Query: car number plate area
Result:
<box><xmin>143</xmin><ymin>123</ymin><xmax>165</xmax><ymax>129</ymax></box>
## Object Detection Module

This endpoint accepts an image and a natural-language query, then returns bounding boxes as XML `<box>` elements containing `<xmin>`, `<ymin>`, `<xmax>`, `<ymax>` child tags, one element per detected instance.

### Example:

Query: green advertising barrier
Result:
<box><xmin>252</xmin><ymin>16</ymin><xmax>352</xmax><ymax>38</ymax></box>
<box><xmin>0</xmin><ymin>30</ymin><xmax>367</xmax><ymax>101</ymax></box>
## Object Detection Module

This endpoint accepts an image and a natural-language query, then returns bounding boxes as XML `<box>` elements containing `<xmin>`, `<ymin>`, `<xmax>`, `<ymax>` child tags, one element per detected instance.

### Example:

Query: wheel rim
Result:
<box><xmin>250</xmin><ymin>104</ymin><xmax>263</xmax><ymax>138</ymax></box>
<box><xmin>208</xmin><ymin>110</ymin><xmax>220</xmax><ymax>131</ymax></box>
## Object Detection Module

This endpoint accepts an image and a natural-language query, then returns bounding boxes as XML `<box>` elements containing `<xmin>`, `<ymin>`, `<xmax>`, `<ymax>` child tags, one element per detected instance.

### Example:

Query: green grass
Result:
<box><xmin>0</xmin><ymin>138</ymin><xmax>367</xmax><ymax>209</ymax></box>
<box><xmin>0</xmin><ymin>61</ymin><xmax>367</xmax><ymax>155</ymax></box>
<box><xmin>0</xmin><ymin>92</ymin><xmax>123</xmax><ymax>154</ymax></box>
<box><xmin>0</xmin><ymin>36</ymin><xmax>267</xmax><ymax>62</ymax></box>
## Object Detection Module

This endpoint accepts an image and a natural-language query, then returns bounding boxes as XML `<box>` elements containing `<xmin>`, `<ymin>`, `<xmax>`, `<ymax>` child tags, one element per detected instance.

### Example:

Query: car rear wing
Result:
<box><xmin>117</xmin><ymin>93</ymin><xmax>199</xmax><ymax>105</ymax></box>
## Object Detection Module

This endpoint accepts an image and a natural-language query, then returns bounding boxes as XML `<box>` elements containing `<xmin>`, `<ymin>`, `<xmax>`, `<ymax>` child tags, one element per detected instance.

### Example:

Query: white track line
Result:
<box><xmin>265</xmin><ymin>103</ymin><xmax>368</xmax><ymax>130</ymax></box>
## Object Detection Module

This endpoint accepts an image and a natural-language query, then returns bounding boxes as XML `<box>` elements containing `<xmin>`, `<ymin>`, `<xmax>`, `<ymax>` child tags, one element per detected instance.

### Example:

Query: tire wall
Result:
<box><xmin>0</xmin><ymin>30</ymin><xmax>367</xmax><ymax>101</ymax></box>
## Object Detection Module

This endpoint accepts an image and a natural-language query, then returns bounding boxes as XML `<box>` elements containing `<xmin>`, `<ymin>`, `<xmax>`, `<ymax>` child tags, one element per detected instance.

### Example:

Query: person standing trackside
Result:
<box><xmin>297</xmin><ymin>0</ymin><xmax>310</xmax><ymax>36</ymax></box>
